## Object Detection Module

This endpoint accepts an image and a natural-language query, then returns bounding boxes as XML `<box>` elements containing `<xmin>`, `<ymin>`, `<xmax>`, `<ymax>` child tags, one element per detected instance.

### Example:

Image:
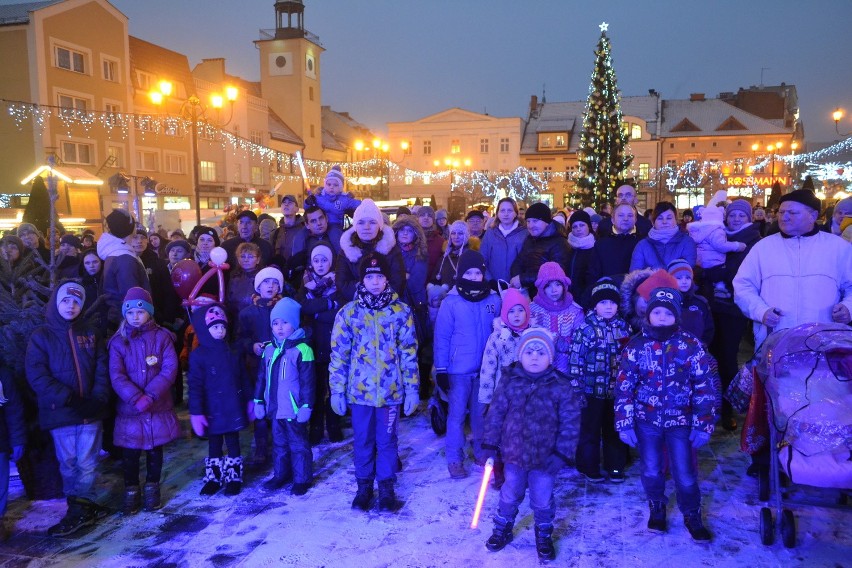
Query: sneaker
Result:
<box><xmin>448</xmin><ymin>462</ymin><xmax>468</xmax><ymax>479</ymax></box>
<box><xmin>583</xmin><ymin>471</ymin><xmax>605</xmax><ymax>483</ymax></box>
<box><xmin>609</xmin><ymin>470</ymin><xmax>626</xmax><ymax>484</ymax></box>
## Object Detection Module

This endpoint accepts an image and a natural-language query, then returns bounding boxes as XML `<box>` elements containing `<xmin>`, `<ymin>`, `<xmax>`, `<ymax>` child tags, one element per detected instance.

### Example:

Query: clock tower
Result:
<box><xmin>256</xmin><ymin>1</ymin><xmax>324</xmax><ymax>158</ymax></box>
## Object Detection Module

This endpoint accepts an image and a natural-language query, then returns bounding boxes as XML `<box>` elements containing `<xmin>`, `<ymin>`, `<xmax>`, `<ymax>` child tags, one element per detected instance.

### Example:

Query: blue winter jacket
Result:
<box><xmin>629</xmin><ymin>230</ymin><xmax>697</xmax><ymax>271</ymax></box>
<box><xmin>433</xmin><ymin>288</ymin><xmax>501</xmax><ymax>375</ymax></box>
<box><xmin>479</xmin><ymin>224</ymin><xmax>529</xmax><ymax>283</ymax></box>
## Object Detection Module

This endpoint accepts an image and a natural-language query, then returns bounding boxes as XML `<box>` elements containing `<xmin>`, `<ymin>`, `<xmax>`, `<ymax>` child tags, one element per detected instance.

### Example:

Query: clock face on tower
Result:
<box><xmin>305</xmin><ymin>53</ymin><xmax>316</xmax><ymax>79</ymax></box>
<box><xmin>269</xmin><ymin>52</ymin><xmax>294</xmax><ymax>76</ymax></box>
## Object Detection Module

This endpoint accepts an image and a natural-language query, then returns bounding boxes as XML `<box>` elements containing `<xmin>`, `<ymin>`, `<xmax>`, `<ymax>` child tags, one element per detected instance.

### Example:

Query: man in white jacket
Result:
<box><xmin>733</xmin><ymin>189</ymin><xmax>852</xmax><ymax>348</ymax></box>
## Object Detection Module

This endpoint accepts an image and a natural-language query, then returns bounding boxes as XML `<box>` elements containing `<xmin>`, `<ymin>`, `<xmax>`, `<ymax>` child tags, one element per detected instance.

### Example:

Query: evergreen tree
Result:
<box><xmin>576</xmin><ymin>23</ymin><xmax>633</xmax><ymax>209</ymax></box>
<box><xmin>22</xmin><ymin>176</ymin><xmax>52</xmax><ymax>235</ymax></box>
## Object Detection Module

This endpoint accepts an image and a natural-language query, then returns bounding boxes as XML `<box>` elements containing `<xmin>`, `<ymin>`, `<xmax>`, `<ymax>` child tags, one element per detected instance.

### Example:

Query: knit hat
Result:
<box><xmin>726</xmin><ymin>199</ymin><xmax>753</xmax><ymax>222</ymax></box>
<box><xmin>122</xmin><ymin>286</ymin><xmax>154</xmax><ymax>318</ymax></box>
<box><xmin>590</xmin><ymin>277</ymin><xmax>621</xmax><ymax>306</ymax></box>
<box><xmin>56</xmin><ymin>281</ymin><xmax>85</xmax><ymax>309</ymax></box>
<box><xmin>516</xmin><ymin>328</ymin><xmax>555</xmax><ymax>363</ymax></box>
<box><xmin>569</xmin><ymin>210</ymin><xmax>592</xmax><ymax>231</ymax></box>
<box><xmin>435</xmin><ymin>209</ymin><xmax>448</xmax><ymax>221</ymax></box>
<box><xmin>259</xmin><ymin>218</ymin><xmax>277</xmax><ymax>235</ymax></box>
<box><xmin>270</xmin><ymin>296</ymin><xmax>301</xmax><ymax>329</ymax></box>
<box><xmin>835</xmin><ymin>196</ymin><xmax>852</xmax><ymax>215</ymax></box>
<box><xmin>583</xmin><ymin>207</ymin><xmax>597</xmax><ymax>218</ymax></box>
<box><xmin>236</xmin><ymin>210</ymin><xmax>258</xmax><ymax>223</ymax></box>
<box><xmin>500</xmin><ymin>288</ymin><xmax>530</xmax><ymax>332</ymax></box>
<box><xmin>17</xmin><ymin>222</ymin><xmax>41</xmax><ymax>238</ymax></box>
<box><xmin>667</xmin><ymin>258</ymin><xmax>693</xmax><ymax>279</ymax></box>
<box><xmin>325</xmin><ymin>165</ymin><xmax>345</xmax><ymax>185</ymax></box>
<box><xmin>60</xmin><ymin>234</ymin><xmax>82</xmax><ymax>249</ymax></box>
<box><xmin>204</xmin><ymin>304</ymin><xmax>228</xmax><ymax>329</ymax></box>
<box><xmin>352</xmin><ymin>198</ymin><xmax>384</xmax><ymax>228</ymax></box>
<box><xmin>359</xmin><ymin>251</ymin><xmax>391</xmax><ymax>280</ymax></box>
<box><xmin>701</xmin><ymin>203</ymin><xmax>724</xmax><ymax>224</ymax></box>
<box><xmin>195</xmin><ymin>226</ymin><xmax>220</xmax><ymax>246</ymax></box>
<box><xmin>465</xmin><ymin>209</ymin><xmax>485</xmax><ymax>221</ymax></box>
<box><xmin>106</xmin><ymin>209</ymin><xmax>135</xmax><ymax>239</ymax></box>
<box><xmin>779</xmin><ymin>189</ymin><xmax>821</xmax><ymax>213</ymax></box>
<box><xmin>456</xmin><ymin>249</ymin><xmax>486</xmax><ymax>283</ymax></box>
<box><xmin>254</xmin><ymin>266</ymin><xmax>284</xmax><ymax>293</ymax></box>
<box><xmin>636</xmin><ymin>269</ymin><xmax>679</xmax><ymax>300</ymax></box>
<box><xmin>534</xmin><ymin>261</ymin><xmax>571</xmax><ymax>291</ymax></box>
<box><xmin>525</xmin><ymin>202</ymin><xmax>552</xmax><ymax>224</ymax></box>
<box><xmin>417</xmin><ymin>206</ymin><xmax>435</xmax><ymax>219</ymax></box>
<box><xmin>646</xmin><ymin>287</ymin><xmax>682</xmax><ymax>322</ymax></box>
<box><xmin>309</xmin><ymin>242</ymin><xmax>334</xmax><ymax>264</ymax></box>
<box><xmin>165</xmin><ymin>239</ymin><xmax>191</xmax><ymax>257</ymax></box>
<box><xmin>396</xmin><ymin>206</ymin><xmax>412</xmax><ymax>217</ymax></box>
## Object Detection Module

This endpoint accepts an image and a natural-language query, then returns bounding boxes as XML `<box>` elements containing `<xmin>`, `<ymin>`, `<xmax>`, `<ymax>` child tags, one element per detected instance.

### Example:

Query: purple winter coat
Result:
<box><xmin>108</xmin><ymin>320</ymin><xmax>180</xmax><ymax>450</ymax></box>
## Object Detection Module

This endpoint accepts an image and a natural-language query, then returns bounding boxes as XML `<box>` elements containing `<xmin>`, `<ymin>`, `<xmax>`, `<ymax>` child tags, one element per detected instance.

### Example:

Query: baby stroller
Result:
<box><xmin>429</xmin><ymin>375</ymin><xmax>449</xmax><ymax>436</ymax></box>
<box><xmin>744</xmin><ymin>323</ymin><xmax>852</xmax><ymax>548</ymax></box>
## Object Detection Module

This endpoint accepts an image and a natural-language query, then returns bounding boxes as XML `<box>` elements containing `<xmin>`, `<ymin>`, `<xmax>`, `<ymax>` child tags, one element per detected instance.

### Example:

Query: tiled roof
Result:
<box><xmin>661</xmin><ymin>99</ymin><xmax>791</xmax><ymax>137</ymax></box>
<box><xmin>0</xmin><ymin>1</ymin><xmax>62</xmax><ymax>25</ymax></box>
<box><xmin>267</xmin><ymin>108</ymin><xmax>303</xmax><ymax>146</ymax></box>
<box><xmin>129</xmin><ymin>35</ymin><xmax>194</xmax><ymax>94</ymax></box>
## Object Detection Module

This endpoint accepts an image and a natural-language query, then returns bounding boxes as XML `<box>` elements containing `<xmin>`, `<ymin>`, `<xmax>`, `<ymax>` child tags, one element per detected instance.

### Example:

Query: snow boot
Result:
<box><xmin>377</xmin><ymin>480</ymin><xmax>400</xmax><ymax>512</ymax></box>
<box><xmin>200</xmin><ymin>457</ymin><xmax>223</xmax><ymax>495</ymax></box>
<box><xmin>76</xmin><ymin>497</ymin><xmax>109</xmax><ymax>521</ymax></box>
<box><xmin>648</xmin><ymin>500</ymin><xmax>667</xmax><ymax>533</ymax></box>
<box><xmin>535</xmin><ymin>523</ymin><xmax>556</xmax><ymax>561</ymax></box>
<box><xmin>143</xmin><ymin>482</ymin><xmax>161</xmax><ymax>511</ymax></box>
<box><xmin>447</xmin><ymin>462</ymin><xmax>468</xmax><ymax>479</ymax></box>
<box><xmin>684</xmin><ymin>510</ymin><xmax>712</xmax><ymax>542</ymax></box>
<box><xmin>47</xmin><ymin>497</ymin><xmax>98</xmax><ymax>537</ymax></box>
<box><xmin>223</xmin><ymin>456</ymin><xmax>244</xmax><ymax>496</ymax></box>
<box><xmin>291</xmin><ymin>482</ymin><xmax>311</xmax><ymax>496</ymax></box>
<box><xmin>485</xmin><ymin>515</ymin><xmax>514</xmax><ymax>551</ymax></box>
<box><xmin>263</xmin><ymin>472</ymin><xmax>292</xmax><ymax>491</ymax></box>
<box><xmin>351</xmin><ymin>478</ymin><xmax>374</xmax><ymax>511</ymax></box>
<box><xmin>123</xmin><ymin>486</ymin><xmax>141</xmax><ymax>515</ymax></box>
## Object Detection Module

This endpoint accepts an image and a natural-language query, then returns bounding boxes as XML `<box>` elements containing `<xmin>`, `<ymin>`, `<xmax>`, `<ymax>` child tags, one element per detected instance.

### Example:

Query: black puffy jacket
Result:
<box><xmin>510</xmin><ymin>222</ymin><xmax>571</xmax><ymax>291</ymax></box>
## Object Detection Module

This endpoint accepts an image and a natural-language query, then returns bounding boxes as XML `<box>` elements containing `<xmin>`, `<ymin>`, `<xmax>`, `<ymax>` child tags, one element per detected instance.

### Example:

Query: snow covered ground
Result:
<box><xmin>2</xmin><ymin>405</ymin><xmax>849</xmax><ymax>567</ymax></box>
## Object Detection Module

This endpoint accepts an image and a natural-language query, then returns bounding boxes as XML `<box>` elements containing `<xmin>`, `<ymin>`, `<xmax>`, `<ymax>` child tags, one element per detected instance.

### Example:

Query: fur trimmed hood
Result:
<box><xmin>392</xmin><ymin>215</ymin><xmax>429</xmax><ymax>261</ymax></box>
<box><xmin>339</xmin><ymin>224</ymin><xmax>396</xmax><ymax>263</ymax></box>
<box><xmin>620</xmin><ymin>267</ymin><xmax>655</xmax><ymax>327</ymax></box>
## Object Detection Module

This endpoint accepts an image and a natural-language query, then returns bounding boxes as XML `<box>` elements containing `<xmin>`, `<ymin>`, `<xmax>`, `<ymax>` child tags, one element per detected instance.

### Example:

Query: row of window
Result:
<box><xmin>410</xmin><ymin>138</ymin><xmax>512</xmax><ymax>156</ymax></box>
<box><xmin>199</xmin><ymin>161</ymin><xmax>266</xmax><ymax>185</ymax></box>
<box><xmin>55</xmin><ymin>44</ymin><xmax>120</xmax><ymax>83</ymax></box>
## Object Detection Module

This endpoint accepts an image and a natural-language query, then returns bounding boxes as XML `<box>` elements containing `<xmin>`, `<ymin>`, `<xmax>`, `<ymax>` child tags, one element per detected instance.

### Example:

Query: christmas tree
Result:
<box><xmin>576</xmin><ymin>23</ymin><xmax>633</xmax><ymax>209</ymax></box>
<box><xmin>22</xmin><ymin>175</ymin><xmax>52</xmax><ymax>235</ymax></box>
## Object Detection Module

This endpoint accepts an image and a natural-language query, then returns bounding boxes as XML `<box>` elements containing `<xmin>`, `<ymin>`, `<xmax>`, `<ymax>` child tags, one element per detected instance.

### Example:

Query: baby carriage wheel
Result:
<box><xmin>430</xmin><ymin>400</ymin><xmax>447</xmax><ymax>436</ymax></box>
<box><xmin>759</xmin><ymin>507</ymin><xmax>774</xmax><ymax>545</ymax></box>
<box><xmin>780</xmin><ymin>509</ymin><xmax>796</xmax><ymax>548</ymax></box>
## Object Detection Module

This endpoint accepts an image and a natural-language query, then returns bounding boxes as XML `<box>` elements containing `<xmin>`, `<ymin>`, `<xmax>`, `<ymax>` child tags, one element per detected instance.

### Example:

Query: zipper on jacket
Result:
<box><xmin>69</xmin><ymin>328</ymin><xmax>85</xmax><ymax>396</ymax></box>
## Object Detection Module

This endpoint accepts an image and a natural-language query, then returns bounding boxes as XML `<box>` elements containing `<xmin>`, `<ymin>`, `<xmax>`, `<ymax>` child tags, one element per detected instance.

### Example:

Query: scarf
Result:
<box><xmin>456</xmin><ymin>279</ymin><xmax>491</xmax><ymax>302</ymax></box>
<box><xmin>304</xmin><ymin>270</ymin><xmax>336</xmax><ymax>299</ymax></box>
<box><xmin>568</xmin><ymin>232</ymin><xmax>595</xmax><ymax>250</ymax></box>
<box><xmin>498</xmin><ymin>220</ymin><xmax>519</xmax><ymax>237</ymax></box>
<box><xmin>533</xmin><ymin>288</ymin><xmax>575</xmax><ymax>312</ymax></box>
<box><xmin>252</xmin><ymin>293</ymin><xmax>282</xmax><ymax>307</ymax></box>
<box><xmin>725</xmin><ymin>222</ymin><xmax>753</xmax><ymax>236</ymax></box>
<box><xmin>648</xmin><ymin>226</ymin><xmax>679</xmax><ymax>243</ymax></box>
<box><xmin>356</xmin><ymin>282</ymin><xmax>394</xmax><ymax>310</ymax></box>
<box><xmin>645</xmin><ymin>323</ymin><xmax>679</xmax><ymax>342</ymax></box>
<box><xmin>399</xmin><ymin>241</ymin><xmax>416</xmax><ymax>253</ymax></box>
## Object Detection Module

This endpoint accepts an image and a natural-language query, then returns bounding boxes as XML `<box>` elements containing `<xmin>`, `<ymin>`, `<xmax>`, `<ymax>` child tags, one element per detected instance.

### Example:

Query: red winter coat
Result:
<box><xmin>108</xmin><ymin>320</ymin><xmax>180</xmax><ymax>450</ymax></box>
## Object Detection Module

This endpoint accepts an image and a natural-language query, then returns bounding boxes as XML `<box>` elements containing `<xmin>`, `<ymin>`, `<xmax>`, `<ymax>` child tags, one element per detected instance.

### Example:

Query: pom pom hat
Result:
<box><xmin>204</xmin><ymin>304</ymin><xmax>228</xmax><ymax>329</ymax></box>
<box><xmin>535</xmin><ymin>261</ymin><xmax>571</xmax><ymax>291</ymax></box>
<box><xmin>255</xmin><ymin>266</ymin><xmax>285</xmax><ymax>293</ymax></box>
<box><xmin>325</xmin><ymin>165</ymin><xmax>345</xmax><ymax>185</ymax></box>
<box><xmin>516</xmin><ymin>328</ymin><xmax>555</xmax><ymax>362</ymax></box>
<box><xmin>646</xmin><ymin>287</ymin><xmax>682</xmax><ymax>322</ymax></box>
<box><xmin>636</xmin><ymin>269</ymin><xmax>679</xmax><ymax>301</ymax></box>
<box><xmin>352</xmin><ymin>198</ymin><xmax>384</xmax><ymax>228</ymax></box>
<box><xmin>122</xmin><ymin>287</ymin><xmax>154</xmax><ymax>317</ymax></box>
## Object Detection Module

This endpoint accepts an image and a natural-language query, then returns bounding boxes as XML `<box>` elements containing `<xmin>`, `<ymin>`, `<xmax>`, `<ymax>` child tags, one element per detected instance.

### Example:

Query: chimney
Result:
<box><xmin>690</xmin><ymin>93</ymin><xmax>706</xmax><ymax>101</ymax></box>
<box><xmin>530</xmin><ymin>95</ymin><xmax>538</xmax><ymax>113</ymax></box>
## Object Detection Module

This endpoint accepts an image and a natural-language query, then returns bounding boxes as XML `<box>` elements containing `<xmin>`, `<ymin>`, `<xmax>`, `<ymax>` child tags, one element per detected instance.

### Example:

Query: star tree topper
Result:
<box><xmin>599</xmin><ymin>22</ymin><xmax>609</xmax><ymax>32</ymax></box>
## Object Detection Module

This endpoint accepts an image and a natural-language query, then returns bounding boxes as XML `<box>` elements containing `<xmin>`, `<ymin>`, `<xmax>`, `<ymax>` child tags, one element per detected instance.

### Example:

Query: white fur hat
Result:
<box><xmin>352</xmin><ymin>198</ymin><xmax>383</xmax><ymax>228</ymax></box>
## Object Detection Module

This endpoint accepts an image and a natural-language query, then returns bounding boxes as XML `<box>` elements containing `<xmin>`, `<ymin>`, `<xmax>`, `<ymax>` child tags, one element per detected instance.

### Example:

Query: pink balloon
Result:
<box><xmin>171</xmin><ymin>259</ymin><xmax>202</xmax><ymax>300</ymax></box>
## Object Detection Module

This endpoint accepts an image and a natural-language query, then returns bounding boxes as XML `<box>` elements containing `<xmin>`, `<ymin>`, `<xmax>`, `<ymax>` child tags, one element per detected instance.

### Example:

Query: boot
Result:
<box><xmin>648</xmin><ymin>500</ymin><xmax>667</xmax><ymax>533</ymax></box>
<box><xmin>377</xmin><ymin>479</ymin><xmax>399</xmax><ymax>512</ymax></box>
<box><xmin>535</xmin><ymin>523</ymin><xmax>556</xmax><ymax>561</ymax></box>
<box><xmin>200</xmin><ymin>457</ymin><xmax>223</xmax><ymax>495</ymax></box>
<box><xmin>123</xmin><ymin>486</ymin><xmax>141</xmax><ymax>515</ymax></box>
<box><xmin>47</xmin><ymin>498</ymin><xmax>89</xmax><ymax>537</ymax></box>
<box><xmin>143</xmin><ymin>482</ymin><xmax>161</xmax><ymax>511</ymax></box>
<box><xmin>351</xmin><ymin>478</ymin><xmax>374</xmax><ymax>511</ymax></box>
<box><xmin>291</xmin><ymin>482</ymin><xmax>311</xmax><ymax>496</ymax></box>
<box><xmin>684</xmin><ymin>510</ymin><xmax>712</xmax><ymax>542</ymax></box>
<box><xmin>223</xmin><ymin>456</ymin><xmax>244</xmax><ymax>496</ymax></box>
<box><xmin>76</xmin><ymin>497</ymin><xmax>109</xmax><ymax>521</ymax></box>
<box><xmin>485</xmin><ymin>515</ymin><xmax>514</xmax><ymax>552</ymax></box>
<box><xmin>263</xmin><ymin>471</ymin><xmax>292</xmax><ymax>491</ymax></box>
<box><xmin>248</xmin><ymin>440</ymin><xmax>268</xmax><ymax>467</ymax></box>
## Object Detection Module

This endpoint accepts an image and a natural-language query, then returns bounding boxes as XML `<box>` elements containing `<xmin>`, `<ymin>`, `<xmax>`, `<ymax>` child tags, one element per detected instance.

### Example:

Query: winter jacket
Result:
<box><xmin>566</xmin><ymin>247</ymin><xmax>595</xmax><ymax>307</ymax></box>
<box><xmin>530</xmin><ymin>300</ymin><xmax>584</xmax><ymax>373</ymax></box>
<box><xmin>56</xmin><ymin>254</ymin><xmax>80</xmax><ymax>280</ymax></box>
<box><xmin>568</xmin><ymin>312</ymin><xmax>632</xmax><ymax>399</ymax></box>
<box><xmin>597</xmin><ymin>214</ymin><xmax>651</xmax><ymax>239</ymax></box>
<box><xmin>328</xmin><ymin>293</ymin><xmax>419</xmax><ymax>407</ymax></box>
<box><xmin>187</xmin><ymin>305</ymin><xmax>251</xmax><ymax>435</ymax></box>
<box><xmin>586</xmin><ymin>232</ymin><xmax>641</xmax><ymax>304</ymax></box>
<box><xmin>480</xmin><ymin>223</ymin><xmax>529</xmax><ymax>283</ymax></box>
<box><xmin>221</xmin><ymin>235</ymin><xmax>273</xmax><ymax>267</ymax></box>
<box><xmin>107</xmin><ymin>320</ymin><xmax>180</xmax><ymax>450</ymax></box>
<box><xmin>225</xmin><ymin>267</ymin><xmax>260</xmax><ymax>323</ymax></box>
<box><xmin>97</xmin><ymin>233</ymin><xmax>151</xmax><ymax>327</ymax></box>
<box><xmin>423</xmin><ymin>227</ymin><xmax>446</xmax><ymax>282</ymax></box>
<box><xmin>709</xmin><ymin>222</ymin><xmax>761</xmax><ymax>316</ymax></box>
<box><xmin>272</xmin><ymin>220</ymin><xmax>304</xmax><ymax>267</ymax></box>
<box><xmin>478</xmin><ymin>318</ymin><xmax>524</xmax><ymax>404</ymax></box>
<box><xmin>296</xmin><ymin>278</ymin><xmax>339</xmax><ymax>364</ymax></box>
<box><xmin>139</xmin><ymin>249</ymin><xmax>173</xmax><ymax>324</ymax></box>
<box><xmin>483</xmin><ymin>364</ymin><xmax>581</xmax><ymax>471</ymax></box>
<box><xmin>619</xmin><ymin>267</ymin><xmax>656</xmax><ymax>333</ymax></box>
<box><xmin>629</xmin><ymin>230</ymin><xmax>697</xmax><ymax>272</ymax></box>
<box><xmin>393</xmin><ymin>215</ymin><xmax>429</xmax><ymax>309</ymax></box>
<box><xmin>614</xmin><ymin>325</ymin><xmax>719</xmax><ymax>435</ymax></box>
<box><xmin>255</xmin><ymin>334</ymin><xmax>315</xmax><ymax>420</ymax></box>
<box><xmin>688</xmin><ymin>220</ymin><xmax>744</xmax><ymax>269</ymax></box>
<box><xmin>0</xmin><ymin>367</ymin><xmax>26</xmax><ymax>454</ymax></box>
<box><xmin>680</xmin><ymin>289</ymin><xmax>714</xmax><ymax>345</ymax></box>
<box><xmin>510</xmin><ymin>222</ymin><xmax>571</xmax><ymax>293</ymax></box>
<box><xmin>733</xmin><ymin>230</ymin><xmax>852</xmax><ymax>347</ymax></box>
<box><xmin>237</xmin><ymin>296</ymin><xmax>280</xmax><ymax>361</ymax></box>
<box><xmin>78</xmin><ymin>261</ymin><xmax>108</xmax><ymax>330</ymax></box>
<box><xmin>25</xmin><ymin>287</ymin><xmax>110</xmax><ymax>431</ymax></box>
<box><xmin>313</xmin><ymin>192</ymin><xmax>361</xmax><ymax>226</ymax></box>
<box><xmin>336</xmin><ymin>225</ymin><xmax>406</xmax><ymax>302</ymax></box>
<box><xmin>284</xmin><ymin>226</ymin><xmax>343</xmax><ymax>286</ymax></box>
<box><xmin>433</xmin><ymin>288</ymin><xmax>501</xmax><ymax>375</ymax></box>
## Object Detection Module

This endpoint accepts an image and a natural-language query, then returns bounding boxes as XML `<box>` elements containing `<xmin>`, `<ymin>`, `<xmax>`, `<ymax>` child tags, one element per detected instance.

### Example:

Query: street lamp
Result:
<box><xmin>766</xmin><ymin>142</ymin><xmax>783</xmax><ymax>185</ymax></box>
<box><xmin>832</xmin><ymin>109</ymin><xmax>852</xmax><ymax>137</ymax></box>
<box><xmin>150</xmin><ymin>81</ymin><xmax>238</xmax><ymax>226</ymax></box>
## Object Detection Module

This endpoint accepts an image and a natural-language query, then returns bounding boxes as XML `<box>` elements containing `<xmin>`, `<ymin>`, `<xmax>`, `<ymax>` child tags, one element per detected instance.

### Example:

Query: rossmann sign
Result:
<box><xmin>723</xmin><ymin>176</ymin><xmax>788</xmax><ymax>187</ymax></box>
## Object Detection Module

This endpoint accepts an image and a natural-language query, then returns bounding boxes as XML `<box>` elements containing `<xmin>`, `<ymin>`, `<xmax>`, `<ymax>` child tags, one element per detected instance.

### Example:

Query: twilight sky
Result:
<box><xmin>46</xmin><ymin>1</ymin><xmax>852</xmax><ymax>143</ymax></box>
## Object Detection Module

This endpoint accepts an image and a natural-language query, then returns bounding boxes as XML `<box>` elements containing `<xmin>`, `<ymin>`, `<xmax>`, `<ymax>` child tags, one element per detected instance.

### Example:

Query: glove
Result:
<box><xmin>689</xmin><ymin>430</ymin><xmax>711</xmax><ymax>449</ymax></box>
<box><xmin>247</xmin><ymin>401</ymin><xmax>256</xmax><ymax>423</ymax></box>
<box><xmin>296</xmin><ymin>405</ymin><xmax>312</xmax><ymax>423</ymax></box>
<box><xmin>403</xmin><ymin>396</ymin><xmax>418</xmax><ymax>417</ymax></box>
<box><xmin>330</xmin><ymin>393</ymin><xmax>347</xmax><ymax>416</ymax></box>
<box><xmin>545</xmin><ymin>454</ymin><xmax>566</xmax><ymax>475</ymax></box>
<box><xmin>435</xmin><ymin>372</ymin><xmax>450</xmax><ymax>393</ymax></box>
<box><xmin>190</xmin><ymin>414</ymin><xmax>208</xmax><ymax>437</ymax></box>
<box><xmin>11</xmin><ymin>445</ymin><xmax>24</xmax><ymax>462</ymax></box>
<box><xmin>134</xmin><ymin>394</ymin><xmax>153</xmax><ymax>413</ymax></box>
<box><xmin>253</xmin><ymin>401</ymin><xmax>266</xmax><ymax>420</ymax></box>
<box><xmin>619</xmin><ymin>428</ymin><xmax>638</xmax><ymax>448</ymax></box>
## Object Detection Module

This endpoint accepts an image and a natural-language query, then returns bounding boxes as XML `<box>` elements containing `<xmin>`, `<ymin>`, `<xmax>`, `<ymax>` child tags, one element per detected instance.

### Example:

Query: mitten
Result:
<box><xmin>435</xmin><ymin>372</ymin><xmax>450</xmax><ymax>393</ymax></box>
<box><xmin>689</xmin><ymin>430</ymin><xmax>711</xmax><ymax>449</ymax></box>
<box><xmin>619</xmin><ymin>428</ymin><xmax>638</xmax><ymax>448</ymax></box>
<box><xmin>330</xmin><ymin>393</ymin><xmax>347</xmax><ymax>416</ymax></box>
<box><xmin>403</xmin><ymin>395</ymin><xmax>418</xmax><ymax>416</ymax></box>
<box><xmin>134</xmin><ymin>394</ymin><xmax>153</xmax><ymax>413</ymax></box>
<box><xmin>296</xmin><ymin>405</ymin><xmax>312</xmax><ymax>423</ymax></box>
<box><xmin>190</xmin><ymin>414</ymin><xmax>208</xmax><ymax>437</ymax></box>
<box><xmin>253</xmin><ymin>401</ymin><xmax>266</xmax><ymax>420</ymax></box>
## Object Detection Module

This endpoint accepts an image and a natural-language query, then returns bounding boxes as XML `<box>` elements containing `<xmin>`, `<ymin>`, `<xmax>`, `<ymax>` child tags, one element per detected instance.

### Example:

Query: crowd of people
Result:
<box><xmin>0</xmin><ymin>170</ymin><xmax>850</xmax><ymax>562</ymax></box>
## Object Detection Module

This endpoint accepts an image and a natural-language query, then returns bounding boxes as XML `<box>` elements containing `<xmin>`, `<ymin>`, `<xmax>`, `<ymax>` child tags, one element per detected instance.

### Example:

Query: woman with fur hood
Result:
<box><xmin>427</xmin><ymin>220</ymin><xmax>481</xmax><ymax>322</ymax></box>
<box><xmin>335</xmin><ymin>199</ymin><xmax>405</xmax><ymax>302</ymax></box>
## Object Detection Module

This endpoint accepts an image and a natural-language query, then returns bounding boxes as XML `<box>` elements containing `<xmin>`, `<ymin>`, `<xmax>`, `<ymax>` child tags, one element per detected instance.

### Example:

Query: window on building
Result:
<box><xmin>403</xmin><ymin>142</ymin><xmax>412</xmax><ymax>156</ymax></box>
<box><xmin>55</xmin><ymin>46</ymin><xmax>85</xmax><ymax>73</ymax></box>
<box><xmin>733</xmin><ymin>158</ymin><xmax>745</xmax><ymax>174</ymax></box>
<box><xmin>104</xmin><ymin>103</ymin><xmax>120</xmax><ymax>127</ymax></box>
<box><xmin>164</xmin><ymin>153</ymin><xmax>185</xmax><ymax>174</ymax></box>
<box><xmin>423</xmin><ymin>140</ymin><xmax>431</xmax><ymax>155</ymax></box>
<box><xmin>404</xmin><ymin>175</ymin><xmax>413</xmax><ymax>185</ymax></box>
<box><xmin>670</xmin><ymin>143</ymin><xmax>675</xmax><ymax>149</ymax></box>
<box><xmin>62</xmin><ymin>141</ymin><xmax>93</xmax><ymax>165</ymax></box>
<box><xmin>542</xmin><ymin>166</ymin><xmax>553</xmax><ymax>180</ymax></box>
<box><xmin>639</xmin><ymin>163</ymin><xmax>650</xmax><ymax>180</ymax></box>
<box><xmin>233</xmin><ymin>164</ymin><xmax>242</xmax><ymax>184</ymax></box>
<box><xmin>500</xmin><ymin>138</ymin><xmax>509</xmax><ymax>153</ymax></box>
<box><xmin>310</xmin><ymin>124</ymin><xmax>315</xmax><ymax>138</ymax></box>
<box><xmin>200</xmin><ymin>161</ymin><xmax>217</xmax><ymax>182</ymax></box>
<box><xmin>107</xmin><ymin>145</ymin><xmax>124</xmax><ymax>168</ymax></box>
<box><xmin>137</xmin><ymin>150</ymin><xmax>158</xmax><ymax>171</ymax></box>
<box><xmin>480</xmin><ymin>138</ymin><xmax>489</xmax><ymax>153</ymax></box>
<box><xmin>251</xmin><ymin>166</ymin><xmax>264</xmax><ymax>185</ymax></box>
<box><xmin>666</xmin><ymin>159</ymin><xmax>678</xmax><ymax>169</ymax></box>
<box><xmin>58</xmin><ymin>94</ymin><xmax>88</xmax><ymax>116</ymax></box>
<box><xmin>309</xmin><ymin>86</ymin><xmax>314</xmax><ymax>101</ymax></box>
<box><xmin>423</xmin><ymin>174</ymin><xmax>431</xmax><ymax>185</ymax></box>
<box><xmin>102</xmin><ymin>58</ymin><xmax>118</xmax><ymax>82</ymax></box>
<box><xmin>631</xmin><ymin>124</ymin><xmax>642</xmax><ymax>139</ymax></box>
<box><xmin>540</xmin><ymin>135</ymin><xmax>552</xmax><ymax>148</ymax></box>
<box><xmin>200</xmin><ymin>197</ymin><xmax>226</xmax><ymax>209</ymax></box>
<box><xmin>451</xmin><ymin>139</ymin><xmax>460</xmax><ymax>154</ymax></box>
<box><xmin>556</xmin><ymin>134</ymin><xmax>566</xmax><ymax>147</ymax></box>
<box><xmin>136</xmin><ymin>71</ymin><xmax>152</xmax><ymax>90</ymax></box>
<box><xmin>250</xmin><ymin>130</ymin><xmax>263</xmax><ymax>145</ymax></box>
<box><xmin>708</xmin><ymin>159</ymin><xmax>720</xmax><ymax>173</ymax></box>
